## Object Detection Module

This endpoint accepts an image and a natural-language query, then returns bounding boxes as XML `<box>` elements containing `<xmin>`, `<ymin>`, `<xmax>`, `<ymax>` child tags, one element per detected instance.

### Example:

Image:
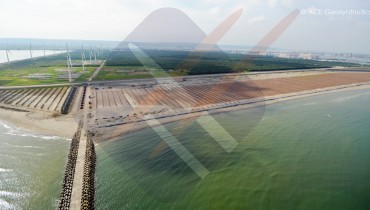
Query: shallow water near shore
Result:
<box><xmin>0</xmin><ymin>122</ymin><xmax>69</xmax><ymax>209</ymax></box>
<box><xmin>96</xmin><ymin>88</ymin><xmax>370</xmax><ymax>209</ymax></box>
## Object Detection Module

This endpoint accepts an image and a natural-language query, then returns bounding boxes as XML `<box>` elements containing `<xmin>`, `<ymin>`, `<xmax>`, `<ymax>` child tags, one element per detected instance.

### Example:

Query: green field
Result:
<box><xmin>0</xmin><ymin>50</ymin><xmax>108</xmax><ymax>86</ymax></box>
<box><xmin>0</xmin><ymin>49</ymin><xmax>362</xmax><ymax>85</ymax></box>
<box><xmin>0</xmin><ymin>66</ymin><xmax>97</xmax><ymax>86</ymax></box>
<box><xmin>94</xmin><ymin>66</ymin><xmax>185</xmax><ymax>81</ymax></box>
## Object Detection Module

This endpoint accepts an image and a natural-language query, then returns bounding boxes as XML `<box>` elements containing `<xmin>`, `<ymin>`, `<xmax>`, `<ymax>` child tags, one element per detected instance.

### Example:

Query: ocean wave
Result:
<box><xmin>303</xmin><ymin>102</ymin><xmax>318</xmax><ymax>106</ymax></box>
<box><xmin>0</xmin><ymin>154</ymin><xmax>10</xmax><ymax>157</ymax></box>
<box><xmin>0</xmin><ymin>120</ymin><xmax>67</xmax><ymax>141</ymax></box>
<box><xmin>331</xmin><ymin>91</ymin><xmax>370</xmax><ymax>103</ymax></box>
<box><xmin>0</xmin><ymin>168</ymin><xmax>12</xmax><ymax>173</ymax></box>
<box><xmin>0</xmin><ymin>191</ymin><xmax>21</xmax><ymax>198</ymax></box>
<box><xmin>3</xmin><ymin>145</ymin><xmax>45</xmax><ymax>149</ymax></box>
<box><xmin>0</xmin><ymin>198</ymin><xmax>14</xmax><ymax>210</ymax></box>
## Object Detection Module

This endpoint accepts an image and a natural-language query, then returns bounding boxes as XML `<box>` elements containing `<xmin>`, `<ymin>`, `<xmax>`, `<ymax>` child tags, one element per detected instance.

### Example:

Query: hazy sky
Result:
<box><xmin>0</xmin><ymin>0</ymin><xmax>369</xmax><ymax>53</ymax></box>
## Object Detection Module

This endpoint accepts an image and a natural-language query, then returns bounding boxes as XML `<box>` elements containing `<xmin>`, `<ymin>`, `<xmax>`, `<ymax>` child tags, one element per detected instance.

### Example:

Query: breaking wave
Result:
<box><xmin>0</xmin><ymin>120</ymin><xmax>69</xmax><ymax>141</ymax></box>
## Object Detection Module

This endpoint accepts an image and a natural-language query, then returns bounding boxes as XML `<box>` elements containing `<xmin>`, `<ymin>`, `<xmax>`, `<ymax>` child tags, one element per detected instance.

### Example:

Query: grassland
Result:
<box><xmin>0</xmin><ymin>50</ymin><xmax>108</xmax><ymax>86</ymax></box>
<box><xmin>0</xmin><ymin>49</ymin><xmax>362</xmax><ymax>85</ymax></box>
<box><xmin>0</xmin><ymin>66</ymin><xmax>98</xmax><ymax>86</ymax></box>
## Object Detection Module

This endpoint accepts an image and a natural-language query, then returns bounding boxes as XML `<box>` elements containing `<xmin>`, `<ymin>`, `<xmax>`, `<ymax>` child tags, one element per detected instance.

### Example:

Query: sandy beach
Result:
<box><xmin>0</xmin><ymin>105</ymin><xmax>78</xmax><ymax>139</ymax></box>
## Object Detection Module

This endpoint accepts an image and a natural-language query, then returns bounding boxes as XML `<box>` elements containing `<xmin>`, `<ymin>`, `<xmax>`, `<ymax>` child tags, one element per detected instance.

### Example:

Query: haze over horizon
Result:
<box><xmin>0</xmin><ymin>0</ymin><xmax>369</xmax><ymax>54</ymax></box>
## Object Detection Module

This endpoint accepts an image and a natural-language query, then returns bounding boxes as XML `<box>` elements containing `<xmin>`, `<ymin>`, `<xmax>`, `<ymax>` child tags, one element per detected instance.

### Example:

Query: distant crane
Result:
<box><xmin>66</xmin><ymin>43</ymin><xmax>73</xmax><ymax>82</ymax></box>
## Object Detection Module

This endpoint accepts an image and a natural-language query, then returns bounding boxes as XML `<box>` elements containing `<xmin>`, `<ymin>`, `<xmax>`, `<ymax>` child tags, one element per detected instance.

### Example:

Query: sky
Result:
<box><xmin>0</xmin><ymin>0</ymin><xmax>369</xmax><ymax>53</ymax></box>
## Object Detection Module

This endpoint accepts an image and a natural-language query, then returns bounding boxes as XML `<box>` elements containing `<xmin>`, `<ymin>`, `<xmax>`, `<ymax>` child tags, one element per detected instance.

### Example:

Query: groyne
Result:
<box><xmin>58</xmin><ymin>122</ymin><xmax>82</xmax><ymax>210</ymax></box>
<box><xmin>58</xmin><ymin>121</ymin><xmax>96</xmax><ymax>209</ymax></box>
<box><xmin>81</xmin><ymin>131</ymin><xmax>96</xmax><ymax>210</ymax></box>
<box><xmin>61</xmin><ymin>86</ymin><xmax>77</xmax><ymax>114</ymax></box>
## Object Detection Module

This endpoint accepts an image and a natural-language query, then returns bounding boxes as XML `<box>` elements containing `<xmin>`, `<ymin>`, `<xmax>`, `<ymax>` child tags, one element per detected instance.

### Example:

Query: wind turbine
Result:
<box><xmin>89</xmin><ymin>46</ymin><xmax>92</xmax><ymax>62</ymax></box>
<box><xmin>29</xmin><ymin>43</ymin><xmax>33</xmax><ymax>58</ymax></box>
<box><xmin>81</xmin><ymin>44</ymin><xmax>86</xmax><ymax>71</ymax></box>
<box><xmin>5</xmin><ymin>43</ymin><xmax>11</xmax><ymax>64</ymax></box>
<box><xmin>5</xmin><ymin>48</ymin><xmax>11</xmax><ymax>64</ymax></box>
<box><xmin>43</xmin><ymin>43</ymin><xmax>46</xmax><ymax>56</ymax></box>
<box><xmin>96</xmin><ymin>46</ymin><xmax>100</xmax><ymax>57</ymax></box>
<box><xmin>66</xmin><ymin>43</ymin><xmax>73</xmax><ymax>82</ymax></box>
<box><xmin>93</xmin><ymin>48</ymin><xmax>97</xmax><ymax>62</ymax></box>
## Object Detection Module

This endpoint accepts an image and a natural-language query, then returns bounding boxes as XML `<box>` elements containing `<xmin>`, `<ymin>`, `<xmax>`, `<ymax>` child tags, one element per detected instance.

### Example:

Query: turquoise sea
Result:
<box><xmin>95</xmin><ymin>88</ymin><xmax>370</xmax><ymax>209</ymax></box>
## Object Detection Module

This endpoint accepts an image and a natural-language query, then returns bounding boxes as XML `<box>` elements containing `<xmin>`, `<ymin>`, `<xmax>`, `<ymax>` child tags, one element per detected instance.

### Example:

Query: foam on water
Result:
<box><xmin>331</xmin><ymin>91</ymin><xmax>370</xmax><ymax>103</ymax></box>
<box><xmin>0</xmin><ymin>119</ymin><xmax>70</xmax><ymax>209</ymax></box>
<box><xmin>0</xmin><ymin>120</ymin><xmax>67</xmax><ymax>141</ymax></box>
<box><xmin>0</xmin><ymin>168</ymin><xmax>12</xmax><ymax>173</ymax></box>
<box><xmin>0</xmin><ymin>198</ymin><xmax>14</xmax><ymax>210</ymax></box>
<box><xmin>0</xmin><ymin>191</ymin><xmax>21</xmax><ymax>198</ymax></box>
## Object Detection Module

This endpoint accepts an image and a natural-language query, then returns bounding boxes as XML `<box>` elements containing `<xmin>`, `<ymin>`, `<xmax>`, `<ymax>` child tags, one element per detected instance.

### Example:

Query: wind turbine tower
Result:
<box><xmin>81</xmin><ymin>45</ymin><xmax>86</xmax><ymax>71</ymax></box>
<box><xmin>66</xmin><ymin>43</ymin><xmax>73</xmax><ymax>82</ymax></box>
<box><xmin>97</xmin><ymin>46</ymin><xmax>100</xmax><ymax>57</ymax></box>
<box><xmin>89</xmin><ymin>46</ymin><xmax>92</xmax><ymax>62</ymax></box>
<box><xmin>5</xmin><ymin>48</ymin><xmax>11</xmax><ymax>64</ymax></box>
<box><xmin>29</xmin><ymin>43</ymin><xmax>33</xmax><ymax>58</ymax></box>
<box><xmin>94</xmin><ymin>48</ymin><xmax>97</xmax><ymax>62</ymax></box>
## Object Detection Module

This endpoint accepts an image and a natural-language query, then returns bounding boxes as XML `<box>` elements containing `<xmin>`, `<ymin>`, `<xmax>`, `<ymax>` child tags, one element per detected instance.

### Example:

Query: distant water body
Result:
<box><xmin>96</xmin><ymin>88</ymin><xmax>370</xmax><ymax>209</ymax></box>
<box><xmin>0</xmin><ymin>50</ymin><xmax>65</xmax><ymax>64</ymax></box>
<box><xmin>0</xmin><ymin>121</ymin><xmax>69</xmax><ymax>209</ymax></box>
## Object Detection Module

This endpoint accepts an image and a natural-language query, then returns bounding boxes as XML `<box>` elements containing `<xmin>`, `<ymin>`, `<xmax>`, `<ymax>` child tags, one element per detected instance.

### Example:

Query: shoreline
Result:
<box><xmin>1</xmin><ymin>81</ymin><xmax>370</xmax><ymax>142</ymax></box>
<box><xmin>0</xmin><ymin>107</ymin><xmax>78</xmax><ymax>139</ymax></box>
<box><xmin>95</xmin><ymin>82</ymin><xmax>370</xmax><ymax>143</ymax></box>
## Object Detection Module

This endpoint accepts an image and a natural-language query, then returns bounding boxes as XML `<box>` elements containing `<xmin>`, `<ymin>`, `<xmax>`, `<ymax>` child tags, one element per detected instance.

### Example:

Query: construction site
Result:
<box><xmin>85</xmin><ymin>71</ymin><xmax>370</xmax><ymax>139</ymax></box>
<box><xmin>0</xmin><ymin>86</ymin><xmax>72</xmax><ymax>112</ymax></box>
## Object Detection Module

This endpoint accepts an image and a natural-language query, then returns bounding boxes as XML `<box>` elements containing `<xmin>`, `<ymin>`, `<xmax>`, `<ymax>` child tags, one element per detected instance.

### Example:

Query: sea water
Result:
<box><xmin>0</xmin><ymin>50</ymin><xmax>65</xmax><ymax>64</ymax></box>
<box><xmin>0</xmin><ymin>121</ymin><xmax>69</xmax><ymax>209</ymax></box>
<box><xmin>95</xmin><ymin>88</ymin><xmax>370</xmax><ymax>209</ymax></box>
